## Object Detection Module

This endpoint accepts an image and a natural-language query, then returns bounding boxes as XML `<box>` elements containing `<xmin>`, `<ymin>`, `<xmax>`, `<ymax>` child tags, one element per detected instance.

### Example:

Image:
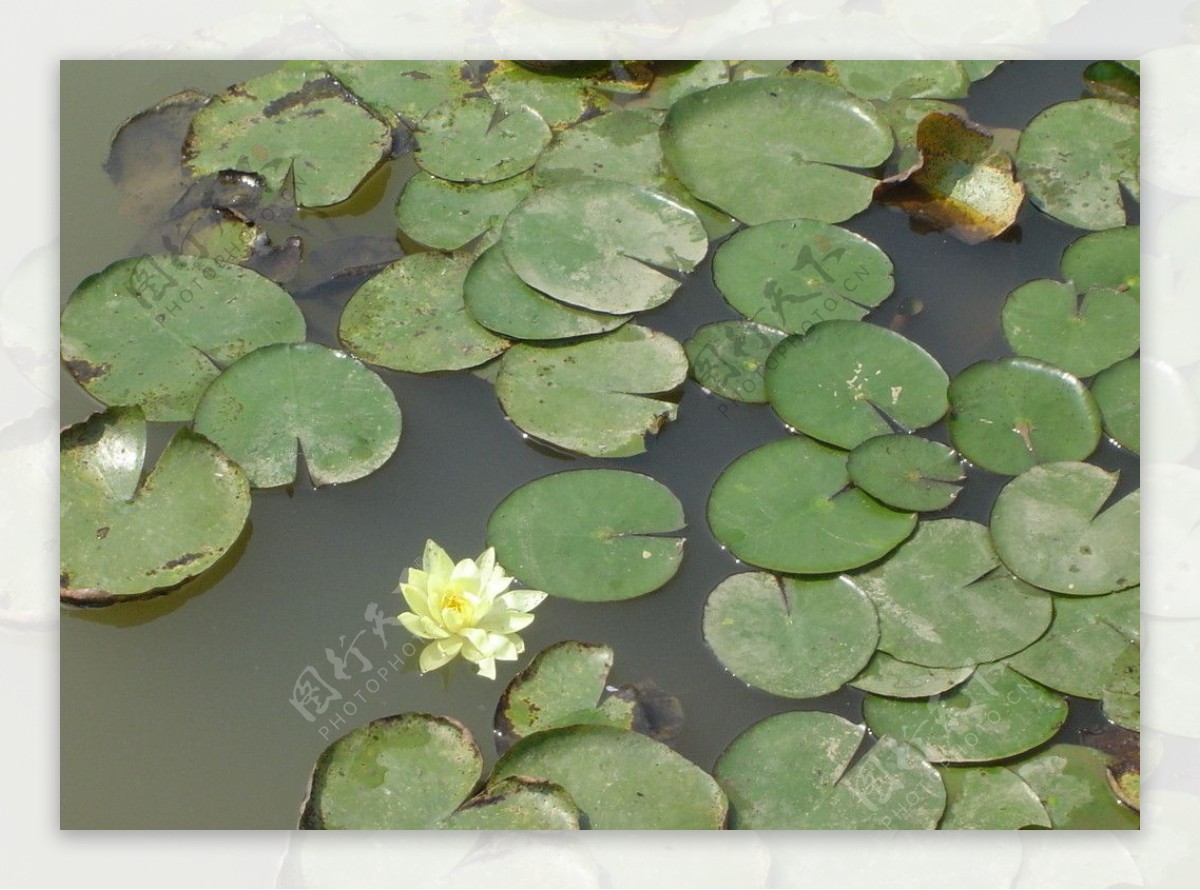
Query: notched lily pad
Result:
<box><xmin>1061</xmin><ymin>225</ymin><xmax>1139</xmax><ymax>302</ymax></box>
<box><xmin>849</xmin><ymin>651</ymin><xmax>973</xmax><ymax>699</ymax></box>
<box><xmin>1011</xmin><ymin>744</ymin><xmax>1139</xmax><ymax>829</ymax></box>
<box><xmin>395</xmin><ymin>171</ymin><xmax>533</xmax><ymax>251</ymax></box>
<box><xmin>847</xmin><ymin>434</ymin><xmax>965</xmax><ymax>512</ymax></box>
<box><xmin>414</xmin><ymin>96</ymin><xmax>551</xmax><ymax>184</ymax></box>
<box><xmin>323</xmin><ymin>60</ymin><xmax>477</xmax><ymax>126</ymax></box>
<box><xmin>684</xmin><ymin>321</ymin><xmax>786</xmax><ymax>404</ymax></box>
<box><xmin>1091</xmin><ymin>358</ymin><xmax>1139</xmax><ymax>452</ymax></box>
<box><xmin>483</xmin><ymin>60</ymin><xmax>610</xmax><ymax>130</ymax></box>
<box><xmin>1102</xmin><ymin>641</ymin><xmax>1140</xmax><ymax>731</ymax></box>
<box><xmin>936</xmin><ymin>766</ymin><xmax>1052</xmax><ymax>829</ymax></box>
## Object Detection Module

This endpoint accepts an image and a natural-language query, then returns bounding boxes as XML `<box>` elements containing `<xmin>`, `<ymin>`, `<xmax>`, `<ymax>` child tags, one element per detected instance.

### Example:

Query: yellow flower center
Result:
<box><xmin>442</xmin><ymin>591</ymin><xmax>471</xmax><ymax>618</ymax></box>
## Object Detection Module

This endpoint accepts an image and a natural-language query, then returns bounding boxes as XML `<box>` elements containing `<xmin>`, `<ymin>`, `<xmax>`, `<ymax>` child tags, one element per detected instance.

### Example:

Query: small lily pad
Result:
<box><xmin>494</xmin><ymin>325</ymin><xmax>686</xmax><ymax>457</ymax></box>
<box><xmin>440</xmin><ymin>776</ymin><xmax>581</xmax><ymax>830</ymax></box>
<box><xmin>1061</xmin><ymin>226</ymin><xmax>1139</xmax><ymax>302</ymax></box>
<box><xmin>947</xmin><ymin>357</ymin><xmax>1101</xmax><ymax>475</ymax></box>
<box><xmin>1102</xmin><ymin>641</ymin><xmax>1140</xmax><ymax>731</ymax></box>
<box><xmin>192</xmin><ymin>342</ymin><xmax>402</xmax><ymax>489</ymax></box>
<box><xmin>849</xmin><ymin>652</ymin><xmax>973</xmax><ymax>699</ymax></box>
<box><xmin>863</xmin><ymin>662</ymin><xmax>1069</xmax><ymax>763</ymax></box>
<box><xmin>60</xmin><ymin>407</ymin><xmax>250</xmax><ymax>604</ymax></box>
<box><xmin>828</xmin><ymin>61</ymin><xmax>970</xmax><ymax>101</ymax></box>
<box><xmin>707</xmin><ymin>436</ymin><xmax>916</xmax><ymax>575</ymax></box>
<box><xmin>483</xmin><ymin>61</ymin><xmax>609</xmax><ymax>129</ymax></box>
<box><xmin>684</xmin><ymin>321</ymin><xmax>786</xmax><ymax>403</ymax></box>
<box><xmin>1011</xmin><ymin>744</ymin><xmax>1140</xmax><ymax>829</ymax></box>
<box><xmin>1084</xmin><ymin>60</ymin><xmax>1140</xmax><ymax>106</ymax></box>
<box><xmin>1091</xmin><ymin>358</ymin><xmax>1139</xmax><ymax>452</ymax></box>
<box><xmin>847</xmin><ymin>434</ymin><xmax>965</xmax><ymax>512</ymax></box>
<box><xmin>323</xmin><ymin>60</ymin><xmax>476</xmax><ymax>126</ymax></box>
<box><xmin>395</xmin><ymin>171</ymin><xmax>533</xmax><ymax>251</ymax></box>
<box><xmin>414</xmin><ymin>96</ymin><xmax>551</xmax><ymax>184</ymax></box>
<box><xmin>703</xmin><ymin>572</ymin><xmax>879</xmax><ymax>699</ymax></box>
<box><xmin>766</xmin><ymin>320</ymin><xmax>950</xmax><ymax>450</ymax></box>
<box><xmin>714</xmin><ymin>711</ymin><xmax>945</xmax><ymax>829</ymax></box>
<box><xmin>990</xmin><ymin>461</ymin><xmax>1139</xmax><ymax>596</ymax></box>
<box><xmin>487</xmin><ymin>468</ymin><xmax>685</xmax><ymax>602</ymax></box>
<box><xmin>936</xmin><ymin>766</ymin><xmax>1052</xmax><ymax>830</ymax></box>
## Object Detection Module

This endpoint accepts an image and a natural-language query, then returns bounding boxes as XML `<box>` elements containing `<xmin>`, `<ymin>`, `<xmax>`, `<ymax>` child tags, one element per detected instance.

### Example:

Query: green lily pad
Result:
<box><xmin>766</xmin><ymin>321</ymin><xmax>949</xmax><ymax>450</ymax></box>
<box><xmin>323</xmin><ymin>60</ymin><xmax>476</xmax><ymax>126</ymax></box>
<box><xmin>491</xmin><ymin>725</ymin><xmax>727</xmax><ymax>829</ymax></box>
<box><xmin>711</xmin><ymin>219</ymin><xmax>895</xmax><ymax>332</ymax></box>
<box><xmin>872</xmin><ymin>98</ymin><xmax>966</xmax><ymax>174</ymax></box>
<box><xmin>300</xmin><ymin>713</ymin><xmax>579</xmax><ymax>830</ymax></box>
<box><xmin>1061</xmin><ymin>226</ymin><xmax>1140</xmax><ymax>302</ymax></box>
<box><xmin>1007</xmin><ymin>587</ymin><xmax>1139</xmax><ymax>698</ymax></box>
<box><xmin>661</xmin><ymin>76</ymin><xmax>893</xmax><ymax>224</ymax></box>
<box><xmin>185</xmin><ymin>66</ymin><xmax>392</xmax><ymax>208</ymax></box>
<box><xmin>960</xmin><ymin>61</ymin><xmax>1004</xmax><ymax>81</ymax></box>
<box><xmin>714</xmin><ymin>711</ymin><xmax>945</xmax><ymax>829</ymax></box>
<box><xmin>847</xmin><ymin>434</ymin><xmax>965</xmax><ymax>512</ymax></box>
<box><xmin>854</xmin><ymin>519</ymin><xmax>1053</xmax><ymax>668</ymax></box>
<box><xmin>60</xmin><ymin>254</ymin><xmax>306</xmax><ymax>421</ymax></box>
<box><xmin>60</xmin><ymin>407</ymin><xmax>250</xmax><ymax>604</ymax></box>
<box><xmin>936</xmin><ymin>766</ymin><xmax>1052</xmax><ymax>829</ymax></box>
<box><xmin>414</xmin><ymin>96</ymin><xmax>551</xmax><ymax>184</ymax></box>
<box><xmin>1091</xmin><ymin>358</ymin><xmax>1140</xmax><ymax>452</ymax></box>
<box><xmin>702</xmin><ymin>572</ymin><xmax>879</xmax><ymax>699</ymax></box>
<box><xmin>707</xmin><ymin>436</ymin><xmax>916</xmax><ymax>575</ymax></box>
<box><xmin>1084</xmin><ymin>60</ymin><xmax>1140</xmax><ymax>106</ymax></box>
<box><xmin>483</xmin><ymin>61</ymin><xmax>609</xmax><ymax>129</ymax></box>
<box><xmin>500</xmin><ymin>179</ymin><xmax>707</xmax><ymax>314</ymax></box>
<box><xmin>487</xmin><ymin>468</ymin><xmax>684</xmax><ymax>602</ymax></box>
<box><xmin>1011</xmin><ymin>744</ymin><xmax>1140</xmax><ymax>829</ymax></box>
<box><xmin>1016</xmin><ymin>98</ymin><xmax>1139</xmax><ymax>230</ymax></box>
<box><xmin>863</xmin><ymin>662</ymin><xmax>1068</xmax><ymax>763</ymax></box>
<box><xmin>1102</xmin><ymin>641</ymin><xmax>1140</xmax><ymax>731</ymax></box>
<box><xmin>849</xmin><ymin>652</ymin><xmax>973</xmax><ymax>699</ymax></box>
<box><xmin>395</xmin><ymin>171</ymin><xmax>533</xmax><ymax>251</ymax></box>
<box><xmin>990</xmin><ymin>461</ymin><xmax>1139</xmax><ymax>596</ymax></box>
<box><xmin>628</xmin><ymin>60</ymin><xmax>731</xmax><ymax>109</ymax></box>
<box><xmin>339</xmin><ymin>252</ymin><xmax>510</xmax><ymax>373</ymax></box>
<box><xmin>684</xmin><ymin>321</ymin><xmax>786</xmax><ymax>403</ymax></box>
<box><xmin>192</xmin><ymin>342</ymin><xmax>402</xmax><ymax>488</ymax></box>
<box><xmin>828</xmin><ymin>60</ymin><xmax>970</xmax><ymax>101</ymax></box>
<box><xmin>1001</xmin><ymin>279</ymin><xmax>1139</xmax><ymax>378</ymax></box>
<box><xmin>947</xmin><ymin>357</ymin><xmax>1101</xmax><ymax>475</ymax></box>
<box><xmin>494</xmin><ymin>325</ymin><xmax>686</xmax><ymax>457</ymax></box>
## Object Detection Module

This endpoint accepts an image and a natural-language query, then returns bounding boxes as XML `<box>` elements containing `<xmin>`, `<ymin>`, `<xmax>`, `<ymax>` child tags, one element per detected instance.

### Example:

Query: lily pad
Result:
<box><xmin>936</xmin><ymin>766</ymin><xmax>1052</xmax><ymax>830</ymax></box>
<box><xmin>947</xmin><ymin>357</ymin><xmax>1101</xmax><ymax>476</ymax></box>
<box><xmin>494</xmin><ymin>325</ymin><xmax>687</xmax><ymax>457</ymax></box>
<box><xmin>766</xmin><ymin>320</ymin><xmax>950</xmax><ymax>450</ymax></box>
<box><xmin>339</xmin><ymin>252</ymin><xmax>510</xmax><ymax>373</ymax></box>
<box><xmin>707</xmin><ymin>436</ymin><xmax>916</xmax><ymax>575</ymax></box>
<box><xmin>853</xmin><ymin>519</ymin><xmax>1053</xmax><ymax>668</ymax></box>
<box><xmin>849</xmin><ymin>652</ymin><xmax>973</xmax><ymax>699</ymax></box>
<box><xmin>661</xmin><ymin>76</ymin><xmax>893</xmax><ymax>224</ymax></box>
<box><xmin>61</xmin><ymin>254</ymin><xmax>306</xmax><ymax>421</ymax></box>
<box><xmin>1102</xmin><ymin>641</ymin><xmax>1140</xmax><ymax>731</ymax></box>
<box><xmin>186</xmin><ymin>66</ymin><xmax>392</xmax><ymax>208</ymax></box>
<box><xmin>960</xmin><ymin>61</ymin><xmax>1005</xmax><ymax>81</ymax></box>
<box><xmin>712</xmin><ymin>219</ymin><xmax>895</xmax><ymax>332</ymax></box>
<box><xmin>1016</xmin><ymin>98</ymin><xmax>1139</xmax><ymax>230</ymax></box>
<box><xmin>847</xmin><ymin>434</ymin><xmax>965</xmax><ymax>512</ymax></box>
<box><xmin>413</xmin><ymin>96</ymin><xmax>551</xmax><ymax>184</ymax></box>
<box><xmin>300</xmin><ymin>713</ymin><xmax>579</xmax><ymax>830</ymax></box>
<box><xmin>1084</xmin><ymin>60</ymin><xmax>1140</xmax><ymax>106</ymax></box>
<box><xmin>629</xmin><ymin>60</ymin><xmax>732</xmax><ymax>109</ymax></box>
<box><xmin>60</xmin><ymin>407</ymin><xmax>250</xmax><ymax>604</ymax></box>
<box><xmin>500</xmin><ymin>179</ymin><xmax>707</xmax><ymax>314</ymax></box>
<box><xmin>872</xmin><ymin>98</ymin><xmax>966</xmax><ymax>175</ymax></box>
<box><xmin>828</xmin><ymin>61</ymin><xmax>970</xmax><ymax>101</ymax></box>
<box><xmin>1061</xmin><ymin>226</ymin><xmax>1140</xmax><ymax>302</ymax></box>
<box><xmin>1011</xmin><ymin>744</ymin><xmax>1140</xmax><ymax>829</ymax></box>
<box><xmin>1001</xmin><ymin>279</ymin><xmax>1139</xmax><ymax>378</ymax></box>
<box><xmin>863</xmin><ymin>662</ymin><xmax>1069</xmax><ymax>763</ymax></box>
<box><xmin>1091</xmin><ymin>358</ymin><xmax>1139</xmax><ymax>452</ymax></box>
<box><xmin>483</xmin><ymin>61</ymin><xmax>609</xmax><ymax>129</ymax></box>
<box><xmin>684</xmin><ymin>321</ymin><xmax>786</xmax><ymax>403</ymax></box>
<box><xmin>487</xmin><ymin>468</ymin><xmax>684</xmax><ymax>602</ymax></box>
<box><xmin>490</xmin><ymin>725</ymin><xmax>727</xmax><ymax>829</ymax></box>
<box><xmin>323</xmin><ymin>60</ymin><xmax>476</xmax><ymax>126</ymax></box>
<box><xmin>714</xmin><ymin>711</ymin><xmax>945</xmax><ymax>829</ymax></box>
<box><xmin>702</xmin><ymin>572</ymin><xmax>879</xmax><ymax>699</ymax></box>
<box><xmin>192</xmin><ymin>342</ymin><xmax>402</xmax><ymax>489</ymax></box>
<box><xmin>395</xmin><ymin>171</ymin><xmax>533</xmax><ymax>251</ymax></box>
<box><xmin>990</xmin><ymin>461</ymin><xmax>1139</xmax><ymax>596</ymax></box>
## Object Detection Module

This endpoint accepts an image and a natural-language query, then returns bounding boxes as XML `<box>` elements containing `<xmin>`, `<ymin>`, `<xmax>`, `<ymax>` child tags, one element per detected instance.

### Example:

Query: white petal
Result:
<box><xmin>399</xmin><ymin>582</ymin><xmax>431</xmax><ymax>618</ymax></box>
<box><xmin>423</xmin><ymin>540</ymin><xmax>454</xmax><ymax>581</ymax></box>
<box><xmin>398</xmin><ymin>611</ymin><xmax>434</xmax><ymax>639</ymax></box>
<box><xmin>500</xmin><ymin>589</ymin><xmax>547</xmax><ymax>612</ymax></box>
<box><xmin>474</xmin><ymin>657</ymin><xmax>497</xmax><ymax>680</ymax></box>
<box><xmin>415</xmin><ymin>614</ymin><xmax>450</xmax><ymax>639</ymax></box>
<box><xmin>489</xmin><ymin>633</ymin><xmax>520</xmax><ymax>661</ymax></box>
<box><xmin>502</xmin><ymin>610</ymin><xmax>536</xmax><ymax>633</ymax></box>
<box><xmin>419</xmin><ymin>640</ymin><xmax>458</xmax><ymax>672</ymax></box>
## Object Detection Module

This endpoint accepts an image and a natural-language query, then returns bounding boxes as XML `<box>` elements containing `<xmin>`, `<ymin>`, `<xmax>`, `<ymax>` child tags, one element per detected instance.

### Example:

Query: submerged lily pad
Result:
<box><xmin>849</xmin><ymin>652</ymin><xmax>973</xmax><ymax>699</ymax></box>
<box><xmin>395</xmin><ymin>171</ymin><xmax>533</xmax><ymax>251</ymax></box>
<box><xmin>487</xmin><ymin>468</ymin><xmax>685</xmax><ymax>602</ymax></box>
<box><xmin>413</xmin><ymin>96</ymin><xmax>551</xmax><ymax>184</ymax></box>
<box><xmin>990</xmin><ymin>461</ymin><xmax>1139</xmax><ymax>596</ymax></box>
<box><xmin>1061</xmin><ymin>226</ymin><xmax>1139</xmax><ymax>301</ymax></box>
<box><xmin>707</xmin><ymin>436</ymin><xmax>916</xmax><ymax>575</ymax></box>
<box><xmin>937</xmin><ymin>766</ymin><xmax>1052</xmax><ymax>830</ymax></box>
<box><xmin>714</xmin><ymin>711</ymin><xmax>945</xmax><ymax>829</ymax></box>
<box><xmin>828</xmin><ymin>61</ymin><xmax>970</xmax><ymax>101</ymax></box>
<box><xmin>863</xmin><ymin>663</ymin><xmax>1068</xmax><ymax>763</ymax></box>
<box><xmin>847</xmin><ymin>434</ymin><xmax>965</xmax><ymax>512</ymax></box>
<box><xmin>661</xmin><ymin>76</ymin><xmax>893</xmax><ymax>224</ymax></box>
<box><xmin>323</xmin><ymin>60</ymin><xmax>476</xmax><ymax>126</ymax></box>
<box><xmin>494</xmin><ymin>325</ymin><xmax>686</xmax><ymax>457</ymax></box>
<box><xmin>1016</xmin><ymin>98</ymin><xmax>1139</xmax><ymax>230</ymax></box>
<box><xmin>192</xmin><ymin>342</ymin><xmax>402</xmax><ymax>488</ymax></box>
<box><xmin>1102</xmin><ymin>641</ymin><xmax>1140</xmax><ymax>731</ymax></box>
<box><xmin>684</xmin><ymin>321</ymin><xmax>786</xmax><ymax>403</ymax></box>
<box><xmin>1091</xmin><ymin>358</ymin><xmax>1140</xmax><ymax>452</ymax></box>
<box><xmin>60</xmin><ymin>407</ymin><xmax>250</xmax><ymax>604</ymax></box>
<box><xmin>1011</xmin><ymin>744</ymin><xmax>1140</xmax><ymax>829</ymax></box>
<box><xmin>61</xmin><ymin>254</ymin><xmax>306</xmax><ymax>421</ymax></box>
<box><xmin>186</xmin><ymin>66</ymin><xmax>392</xmax><ymax>208</ymax></box>
<box><xmin>947</xmin><ymin>357</ymin><xmax>1101</xmax><ymax>475</ymax></box>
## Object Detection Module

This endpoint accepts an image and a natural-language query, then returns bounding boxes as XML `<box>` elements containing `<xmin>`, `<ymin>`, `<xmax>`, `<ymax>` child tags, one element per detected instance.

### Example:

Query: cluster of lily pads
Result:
<box><xmin>60</xmin><ymin>59</ymin><xmax>1140</xmax><ymax>829</ymax></box>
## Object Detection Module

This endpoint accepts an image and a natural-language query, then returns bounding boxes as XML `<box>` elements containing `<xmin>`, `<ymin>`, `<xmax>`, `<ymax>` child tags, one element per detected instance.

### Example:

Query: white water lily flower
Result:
<box><xmin>397</xmin><ymin>540</ymin><xmax>547</xmax><ymax>680</ymax></box>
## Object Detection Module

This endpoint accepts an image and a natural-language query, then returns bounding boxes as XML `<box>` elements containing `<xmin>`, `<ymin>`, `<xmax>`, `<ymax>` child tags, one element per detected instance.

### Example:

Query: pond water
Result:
<box><xmin>59</xmin><ymin>60</ymin><xmax>1138</xmax><ymax>828</ymax></box>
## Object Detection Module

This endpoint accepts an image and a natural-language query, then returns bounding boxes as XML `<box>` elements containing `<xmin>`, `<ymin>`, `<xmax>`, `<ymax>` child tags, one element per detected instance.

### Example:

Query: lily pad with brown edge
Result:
<box><xmin>395</xmin><ymin>171</ymin><xmax>533</xmax><ymax>251</ymax></box>
<box><xmin>936</xmin><ymin>766</ymin><xmax>1052</xmax><ymax>830</ymax></box>
<box><xmin>1010</xmin><ymin>744</ymin><xmax>1140</xmax><ymax>829</ymax></box>
<box><xmin>494</xmin><ymin>325</ymin><xmax>687</xmax><ymax>457</ymax></box>
<box><xmin>61</xmin><ymin>254</ymin><xmax>306</xmax><ymax>421</ymax></box>
<box><xmin>863</xmin><ymin>662</ymin><xmax>1069</xmax><ymax>763</ymax></box>
<box><xmin>322</xmin><ymin>60</ymin><xmax>477</xmax><ymax>127</ymax></box>
<box><xmin>185</xmin><ymin>66</ymin><xmax>393</xmax><ymax>208</ymax></box>
<box><xmin>847</xmin><ymin>434</ymin><xmax>965</xmax><ymax>512</ymax></box>
<box><xmin>684</xmin><ymin>321</ymin><xmax>786</xmax><ymax>404</ymax></box>
<box><xmin>852</xmin><ymin>518</ymin><xmax>1053</xmax><ymax>668</ymax></box>
<box><xmin>702</xmin><ymin>572</ymin><xmax>879</xmax><ymax>699</ymax></box>
<box><xmin>339</xmin><ymin>251</ymin><xmax>510</xmax><ymax>374</ymax></box>
<box><xmin>482</xmin><ymin>60</ymin><xmax>611</xmax><ymax>130</ymax></box>
<box><xmin>713</xmin><ymin>711</ymin><xmax>945</xmax><ymax>829</ymax></box>
<box><xmin>706</xmin><ymin>436</ymin><xmax>916</xmax><ymax>575</ymax></box>
<box><xmin>192</xmin><ymin>342</ymin><xmax>402</xmax><ymax>489</ymax></box>
<box><xmin>1061</xmin><ymin>225</ymin><xmax>1140</xmax><ymax>302</ymax></box>
<box><xmin>60</xmin><ymin>407</ymin><xmax>250</xmax><ymax>605</ymax></box>
<box><xmin>989</xmin><ymin>461</ymin><xmax>1139</xmax><ymax>596</ymax></box>
<box><xmin>849</xmin><ymin>652</ymin><xmax>973</xmax><ymax>699</ymax></box>
<box><xmin>947</xmin><ymin>357</ymin><xmax>1102</xmax><ymax>476</ymax></box>
<box><xmin>413</xmin><ymin>96</ymin><xmax>551</xmax><ymax>184</ymax></box>
<box><xmin>1091</xmin><ymin>358</ymin><xmax>1140</xmax><ymax>452</ymax></box>
<box><xmin>486</xmin><ymin>468</ymin><xmax>685</xmax><ymax>603</ymax></box>
<box><xmin>299</xmin><ymin>712</ymin><xmax>580</xmax><ymax>830</ymax></box>
<box><xmin>490</xmin><ymin>724</ymin><xmax>727</xmax><ymax>829</ymax></box>
<box><xmin>1102</xmin><ymin>640</ymin><xmax>1140</xmax><ymax>731</ymax></box>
